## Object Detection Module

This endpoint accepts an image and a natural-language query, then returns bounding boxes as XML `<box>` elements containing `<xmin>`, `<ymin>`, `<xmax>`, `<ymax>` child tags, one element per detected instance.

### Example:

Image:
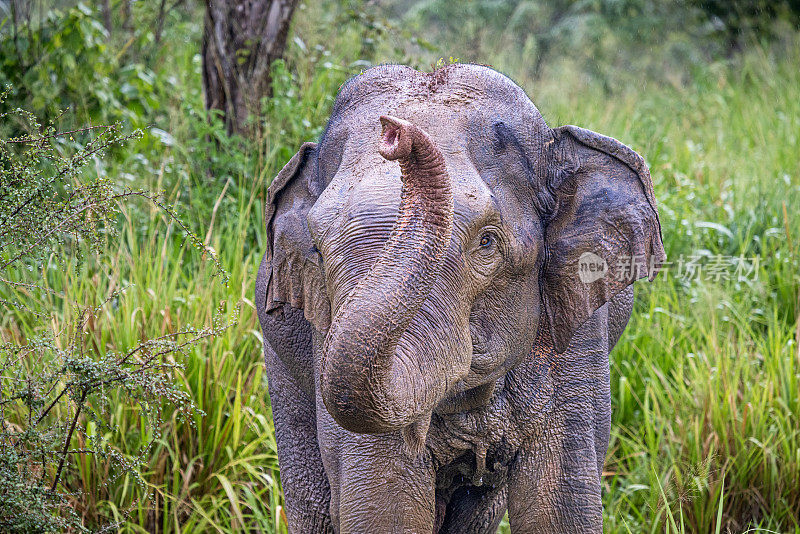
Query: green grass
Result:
<box><xmin>584</xmin><ymin>49</ymin><xmax>800</xmax><ymax>534</ymax></box>
<box><xmin>3</xmin><ymin>165</ymin><xmax>285</xmax><ymax>532</ymax></box>
<box><xmin>494</xmin><ymin>38</ymin><xmax>800</xmax><ymax>534</ymax></box>
<box><xmin>3</xmin><ymin>4</ymin><xmax>800</xmax><ymax>532</ymax></box>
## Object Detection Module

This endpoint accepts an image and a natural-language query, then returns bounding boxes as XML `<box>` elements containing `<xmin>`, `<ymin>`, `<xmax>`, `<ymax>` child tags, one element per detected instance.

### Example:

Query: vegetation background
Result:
<box><xmin>1</xmin><ymin>0</ymin><xmax>799</xmax><ymax>532</ymax></box>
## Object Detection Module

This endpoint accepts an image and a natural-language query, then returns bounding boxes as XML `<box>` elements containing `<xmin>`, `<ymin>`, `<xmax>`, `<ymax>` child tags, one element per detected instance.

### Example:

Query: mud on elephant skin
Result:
<box><xmin>255</xmin><ymin>63</ymin><xmax>665</xmax><ymax>533</ymax></box>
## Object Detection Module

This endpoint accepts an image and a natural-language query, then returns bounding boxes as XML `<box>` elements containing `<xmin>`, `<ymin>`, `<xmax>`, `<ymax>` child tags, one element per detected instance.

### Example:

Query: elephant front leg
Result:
<box><xmin>319</xmin><ymin>417</ymin><xmax>437</xmax><ymax>534</ymax></box>
<box><xmin>507</xmin><ymin>309</ymin><xmax>611</xmax><ymax>533</ymax></box>
<box><xmin>506</xmin><ymin>407</ymin><xmax>604</xmax><ymax>533</ymax></box>
<box><xmin>265</xmin><ymin>344</ymin><xmax>334</xmax><ymax>533</ymax></box>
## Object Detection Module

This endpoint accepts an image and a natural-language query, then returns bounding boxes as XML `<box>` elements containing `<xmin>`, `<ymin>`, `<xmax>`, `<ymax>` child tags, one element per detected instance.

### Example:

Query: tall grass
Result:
<box><xmin>2</xmin><ymin>4</ymin><xmax>799</xmax><ymax>531</ymax></box>
<box><xmin>14</xmin><ymin>162</ymin><xmax>286</xmax><ymax>532</ymax></box>
<box><xmin>539</xmin><ymin>44</ymin><xmax>800</xmax><ymax>533</ymax></box>
<box><xmin>491</xmin><ymin>39</ymin><xmax>800</xmax><ymax>534</ymax></box>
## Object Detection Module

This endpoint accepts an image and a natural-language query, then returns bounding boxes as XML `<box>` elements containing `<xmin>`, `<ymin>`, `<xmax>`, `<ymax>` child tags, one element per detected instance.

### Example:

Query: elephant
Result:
<box><xmin>255</xmin><ymin>63</ymin><xmax>665</xmax><ymax>533</ymax></box>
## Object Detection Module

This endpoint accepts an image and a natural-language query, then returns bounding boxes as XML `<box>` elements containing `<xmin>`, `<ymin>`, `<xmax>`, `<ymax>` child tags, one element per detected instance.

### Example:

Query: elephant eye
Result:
<box><xmin>470</xmin><ymin>230</ymin><xmax>503</xmax><ymax>278</ymax></box>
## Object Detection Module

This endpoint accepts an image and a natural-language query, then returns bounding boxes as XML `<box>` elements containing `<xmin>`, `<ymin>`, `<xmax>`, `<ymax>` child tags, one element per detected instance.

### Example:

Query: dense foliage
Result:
<box><xmin>0</xmin><ymin>89</ymin><xmax>232</xmax><ymax>530</ymax></box>
<box><xmin>0</xmin><ymin>0</ymin><xmax>798</xmax><ymax>532</ymax></box>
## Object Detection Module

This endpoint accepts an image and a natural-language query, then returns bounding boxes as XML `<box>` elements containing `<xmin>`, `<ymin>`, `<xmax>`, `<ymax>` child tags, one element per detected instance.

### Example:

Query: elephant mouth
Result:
<box><xmin>468</xmin><ymin>334</ymin><xmax>501</xmax><ymax>375</ymax></box>
<box><xmin>437</xmin><ymin>380</ymin><xmax>497</xmax><ymax>413</ymax></box>
<box><xmin>439</xmin><ymin>333</ymin><xmax>498</xmax><ymax>391</ymax></box>
<box><xmin>433</xmin><ymin>342</ymin><xmax>504</xmax><ymax>414</ymax></box>
<box><xmin>469</xmin><ymin>328</ymin><xmax>490</xmax><ymax>353</ymax></box>
<box><xmin>470</xmin><ymin>341</ymin><xmax>490</xmax><ymax>356</ymax></box>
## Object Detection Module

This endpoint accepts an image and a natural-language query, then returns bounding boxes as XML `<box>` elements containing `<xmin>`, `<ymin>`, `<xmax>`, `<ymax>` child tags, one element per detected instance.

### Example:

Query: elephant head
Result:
<box><xmin>262</xmin><ymin>64</ymin><xmax>665</xmax><ymax>442</ymax></box>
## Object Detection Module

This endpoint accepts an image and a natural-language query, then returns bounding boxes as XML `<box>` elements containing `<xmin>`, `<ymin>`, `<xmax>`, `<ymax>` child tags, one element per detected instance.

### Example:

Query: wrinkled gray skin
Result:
<box><xmin>255</xmin><ymin>64</ymin><xmax>665</xmax><ymax>533</ymax></box>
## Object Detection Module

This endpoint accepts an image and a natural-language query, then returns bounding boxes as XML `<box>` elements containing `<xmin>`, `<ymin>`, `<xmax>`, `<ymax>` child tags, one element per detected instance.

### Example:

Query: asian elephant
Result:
<box><xmin>255</xmin><ymin>64</ymin><xmax>665</xmax><ymax>533</ymax></box>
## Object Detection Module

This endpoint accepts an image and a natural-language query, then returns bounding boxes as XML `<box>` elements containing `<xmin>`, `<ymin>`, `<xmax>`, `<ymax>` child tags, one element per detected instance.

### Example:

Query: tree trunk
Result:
<box><xmin>202</xmin><ymin>0</ymin><xmax>300</xmax><ymax>136</ymax></box>
<box><xmin>101</xmin><ymin>0</ymin><xmax>113</xmax><ymax>34</ymax></box>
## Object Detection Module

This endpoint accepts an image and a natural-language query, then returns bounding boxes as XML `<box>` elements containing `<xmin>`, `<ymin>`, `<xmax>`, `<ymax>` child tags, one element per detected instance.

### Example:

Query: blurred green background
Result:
<box><xmin>1</xmin><ymin>1</ymin><xmax>799</xmax><ymax>532</ymax></box>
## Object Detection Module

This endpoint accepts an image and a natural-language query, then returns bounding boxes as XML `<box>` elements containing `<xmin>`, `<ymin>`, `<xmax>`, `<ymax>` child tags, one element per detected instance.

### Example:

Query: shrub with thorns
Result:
<box><xmin>0</xmin><ymin>88</ymin><xmax>229</xmax><ymax>533</ymax></box>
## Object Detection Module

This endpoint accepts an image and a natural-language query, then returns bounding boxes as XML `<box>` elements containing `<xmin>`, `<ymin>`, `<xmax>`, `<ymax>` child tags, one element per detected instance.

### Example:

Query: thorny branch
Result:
<box><xmin>0</xmin><ymin>94</ymin><xmax>231</xmax><ymax>530</ymax></box>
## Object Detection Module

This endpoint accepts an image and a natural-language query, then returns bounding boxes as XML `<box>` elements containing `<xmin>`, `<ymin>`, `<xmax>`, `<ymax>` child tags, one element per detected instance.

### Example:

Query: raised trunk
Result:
<box><xmin>320</xmin><ymin>116</ymin><xmax>456</xmax><ymax>434</ymax></box>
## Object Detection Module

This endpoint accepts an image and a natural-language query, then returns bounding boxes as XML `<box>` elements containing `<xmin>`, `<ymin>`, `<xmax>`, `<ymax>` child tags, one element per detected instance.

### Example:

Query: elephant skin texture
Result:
<box><xmin>255</xmin><ymin>64</ymin><xmax>665</xmax><ymax>534</ymax></box>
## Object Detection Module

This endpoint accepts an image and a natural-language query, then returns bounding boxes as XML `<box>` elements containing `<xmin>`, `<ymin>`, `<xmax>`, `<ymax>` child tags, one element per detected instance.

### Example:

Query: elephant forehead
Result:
<box><xmin>331</xmin><ymin>63</ymin><xmax>540</xmax><ymax>121</ymax></box>
<box><xmin>308</xmin><ymin>152</ymin><xmax>495</xmax><ymax>249</ymax></box>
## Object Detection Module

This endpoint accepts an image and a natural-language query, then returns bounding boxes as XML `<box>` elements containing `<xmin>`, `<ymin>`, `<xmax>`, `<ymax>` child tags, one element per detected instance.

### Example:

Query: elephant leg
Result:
<box><xmin>507</xmin><ymin>410</ymin><xmax>603</xmax><ymax>533</ymax></box>
<box><xmin>265</xmin><ymin>343</ymin><xmax>334</xmax><ymax>534</ymax></box>
<box><xmin>438</xmin><ymin>484</ymin><xmax>507</xmax><ymax>534</ymax></box>
<box><xmin>318</xmin><ymin>414</ymin><xmax>436</xmax><ymax>534</ymax></box>
<box><xmin>507</xmin><ymin>308</ymin><xmax>610</xmax><ymax>533</ymax></box>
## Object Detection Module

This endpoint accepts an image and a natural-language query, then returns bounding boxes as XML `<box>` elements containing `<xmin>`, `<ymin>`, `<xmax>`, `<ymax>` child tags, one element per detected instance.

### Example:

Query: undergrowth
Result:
<box><xmin>1</xmin><ymin>1</ymin><xmax>798</xmax><ymax>532</ymax></box>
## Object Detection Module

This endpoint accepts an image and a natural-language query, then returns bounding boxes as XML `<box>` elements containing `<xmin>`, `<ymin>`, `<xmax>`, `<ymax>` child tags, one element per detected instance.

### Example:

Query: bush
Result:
<box><xmin>0</xmin><ymin>3</ymin><xmax>164</xmax><ymax>128</ymax></box>
<box><xmin>0</xmin><ymin>91</ymin><xmax>227</xmax><ymax>531</ymax></box>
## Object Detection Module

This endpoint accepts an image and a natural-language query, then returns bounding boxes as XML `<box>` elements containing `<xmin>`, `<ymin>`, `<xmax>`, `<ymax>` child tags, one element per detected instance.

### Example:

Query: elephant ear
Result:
<box><xmin>263</xmin><ymin>142</ymin><xmax>330</xmax><ymax>332</ymax></box>
<box><xmin>541</xmin><ymin>126</ymin><xmax>666</xmax><ymax>353</ymax></box>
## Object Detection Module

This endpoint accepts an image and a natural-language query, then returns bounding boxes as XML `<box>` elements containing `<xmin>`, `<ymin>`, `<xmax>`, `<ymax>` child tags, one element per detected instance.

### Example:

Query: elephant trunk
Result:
<box><xmin>320</xmin><ymin>115</ymin><xmax>456</xmax><ymax>434</ymax></box>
